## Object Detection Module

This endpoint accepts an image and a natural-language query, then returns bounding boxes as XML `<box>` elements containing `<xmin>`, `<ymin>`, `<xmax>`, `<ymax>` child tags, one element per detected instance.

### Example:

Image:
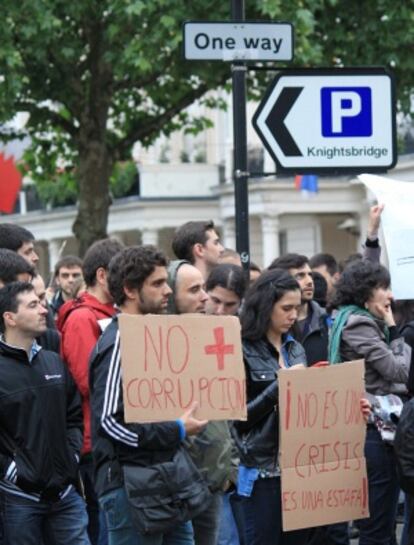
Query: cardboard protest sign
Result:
<box><xmin>118</xmin><ymin>313</ymin><xmax>246</xmax><ymax>422</ymax></box>
<box><xmin>279</xmin><ymin>360</ymin><xmax>368</xmax><ymax>531</ymax></box>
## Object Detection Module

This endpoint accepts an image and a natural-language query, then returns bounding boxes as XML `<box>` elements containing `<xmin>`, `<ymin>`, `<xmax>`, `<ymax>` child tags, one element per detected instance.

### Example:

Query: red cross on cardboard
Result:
<box><xmin>204</xmin><ymin>326</ymin><xmax>235</xmax><ymax>371</ymax></box>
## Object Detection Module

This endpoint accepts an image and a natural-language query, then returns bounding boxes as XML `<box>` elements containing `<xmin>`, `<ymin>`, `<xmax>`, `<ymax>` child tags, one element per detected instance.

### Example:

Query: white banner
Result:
<box><xmin>359</xmin><ymin>173</ymin><xmax>414</xmax><ymax>299</ymax></box>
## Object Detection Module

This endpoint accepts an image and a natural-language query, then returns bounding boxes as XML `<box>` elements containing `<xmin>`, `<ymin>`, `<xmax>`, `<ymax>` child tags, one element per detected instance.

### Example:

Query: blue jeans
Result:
<box><xmin>237</xmin><ymin>477</ymin><xmax>309</xmax><ymax>545</ymax></box>
<box><xmin>230</xmin><ymin>493</ymin><xmax>254</xmax><ymax>545</ymax></box>
<box><xmin>99</xmin><ymin>487</ymin><xmax>194</xmax><ymax>545</ymax></box>
<box><xmin>80</xmin><ymin>457</ymin><xmax>108</xmax><ymax>545</ymax></box>
<box><xmin>357</xmin><ymin>427</ymin><xmax>400</xmax><ymax>545</ymax></box>
<box><xmin>400</xmin><ymin>493</ymin><xmax>413</xmax><ymax>545</ymax></box>
<box><xmin>0</xmin><ymin>488</ymin><xmax>90</xmax><ymax>545</ymax></box>
<box><xmin>217</xmin><ymin>491</ymin><xmax>240</xmax><ymax>545</ymax></box>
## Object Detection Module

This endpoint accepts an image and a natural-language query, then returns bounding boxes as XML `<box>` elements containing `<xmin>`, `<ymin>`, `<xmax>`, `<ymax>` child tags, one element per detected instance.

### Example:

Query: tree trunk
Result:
<box><xmin>72</xmin><ymin>20</ymin><xmax>114</xmax><ymax>257</ymax></box>
<box><xmin>73</xmin><ymin>135</ymin><xmax>112</xmax><ymax>257</ymax></box>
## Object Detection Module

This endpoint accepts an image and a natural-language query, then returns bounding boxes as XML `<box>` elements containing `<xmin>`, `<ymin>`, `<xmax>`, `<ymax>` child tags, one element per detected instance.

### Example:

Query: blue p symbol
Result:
<box><xmin>321</xmin><ymin>87</ymin><xmax>372</xmax><ymax>137</ymax></box>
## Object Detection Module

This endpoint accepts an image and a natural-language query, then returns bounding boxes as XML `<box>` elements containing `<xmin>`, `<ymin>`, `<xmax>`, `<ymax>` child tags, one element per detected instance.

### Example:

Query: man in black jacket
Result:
<box><xmin>89</xmin><ymin>245</ymin><xmax>208</xmax><ymax>545</ymax></box>
<box><xmin>0</xmin><ymin>281</ymin><xmax>90</xmax><ymax>545</ymax></box>
<box><xmin>0</xmin><ymin>251</ymin><xmax>60</xmax><ymax>353</ymax></box>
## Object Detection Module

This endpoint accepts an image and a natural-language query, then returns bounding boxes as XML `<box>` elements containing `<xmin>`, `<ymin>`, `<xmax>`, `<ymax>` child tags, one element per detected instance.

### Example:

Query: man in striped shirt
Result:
<box><xmin>89</xmin><ymin>245</ymin><xmax>207</xmax><ymax>545</ymax></box>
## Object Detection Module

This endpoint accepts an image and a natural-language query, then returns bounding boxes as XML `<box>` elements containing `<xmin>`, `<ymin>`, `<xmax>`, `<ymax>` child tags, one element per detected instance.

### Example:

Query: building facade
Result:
<box><xmin>1</xmin><ymin>93</ymin><xmax>413</xmax><ymax>278</ymax></box>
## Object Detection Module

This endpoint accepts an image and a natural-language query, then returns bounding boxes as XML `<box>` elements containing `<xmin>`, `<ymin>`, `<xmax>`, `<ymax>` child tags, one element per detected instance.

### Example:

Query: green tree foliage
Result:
<box><xmin>311</xmin><ymin>0</ymin><xmax>414</xmax><ymax>113</ymax></box>
<box><xmin>0</xmin><ymin>1</ymin><xmax>412</xmax><ymax>253</ymax></box>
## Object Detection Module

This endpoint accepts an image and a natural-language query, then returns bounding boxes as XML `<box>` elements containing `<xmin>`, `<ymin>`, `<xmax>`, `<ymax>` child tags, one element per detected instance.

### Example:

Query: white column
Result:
<box><xmin>314</xmin><ymin>220</ymin><xmax>323</xmax><ymax>254</ymax></box>
<box><xmin>215</xmin><ymin>91</ymin><xmax>228</xmax><ymax>167</ymax></box>
<box><xmin>263</xmin><ymin>150</ymin><xmax>276</xmax><ymax>175</ymax></box>
<box><xmin>170</xmin><ymin>130</ymin><xmax>182</xmax><ymax>164</ymax></box>
<box><xmin>224</xmin><ymin>93</ymin><xmax>233</xmax><ymax>184</ymax></box>
<box><xmin>141</xmin><ymin>228</ymin><xmax>159</xmax><ymax>247</ymax></box>
<box><xmin>48</xmin><ymin>239</ymin><xmax>62</xmax><ymax>273</ymax></box>
<box><xmin>206</xmin><ymin>102</ymin><xmax>217</xmax><ymax>165</ymax></box>
<box><xmin>222</xmin><ymin>220</ymin><xmax>236</xmax><ymax>250</ymax></box>
<box><xmin>19</xmin><ymin>191</ymin><xmax>27</xmax><ymax>215</ymax></box>
<box><xmin>261</xmin><ymin>215</ymin><xmax>280</xmax><ymax>267</ymax></box>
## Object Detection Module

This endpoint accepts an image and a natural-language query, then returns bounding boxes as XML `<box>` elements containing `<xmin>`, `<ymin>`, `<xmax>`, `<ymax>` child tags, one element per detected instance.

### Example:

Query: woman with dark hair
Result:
<box><xmin>205</xmin><ymin>263</ymin><xmax>246</xmax><ymax>316</ymax></box>
<box><xmin>328</xmin><ymin>259</ymin><xmax>411</xmax><ymax>545</ymax></box>
<box><xmin>232</xmin><ymin>268</ymin><xmax>308</xmax><ymax>545</ymax></box>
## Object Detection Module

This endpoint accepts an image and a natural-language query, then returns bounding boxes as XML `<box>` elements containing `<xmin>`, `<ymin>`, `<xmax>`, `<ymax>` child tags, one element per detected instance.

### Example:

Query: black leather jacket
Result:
<box><xmin>232</xmin><ymin>336</ymin><xmax>306</xmax><ymax>471</ymax></box>
<box><xmin>293</xmin><ymin>300</ymin><xmax>329</xmax><ymax>366</ymax></box>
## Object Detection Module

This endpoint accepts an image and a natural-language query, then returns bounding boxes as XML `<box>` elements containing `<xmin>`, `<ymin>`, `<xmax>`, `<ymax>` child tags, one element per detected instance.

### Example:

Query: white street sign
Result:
<box><xmin>183</xmin><ymin>21</ymin><xmax>293</xmax><ymax>62</ymax></box>
<box><xmin>253</xmin><ymin>69</ymin><xmax>396</xmax><ymax>173</ymax></box>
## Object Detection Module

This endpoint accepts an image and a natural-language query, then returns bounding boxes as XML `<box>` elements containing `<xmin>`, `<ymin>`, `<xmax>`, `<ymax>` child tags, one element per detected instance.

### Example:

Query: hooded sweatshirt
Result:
<box><xmin>167</xmin><ymin>259</ymin><xmax>234</xmax><ymax>491</ymax></box>
<box><xmin>57</xmin><ymin>292</ymin><xmax>117</xmax><ymax>454</ymax></box>
<box><xmin>166</xmin><ymin>259</ymin><xmax>190</xmax><ymax>314</ymax></box>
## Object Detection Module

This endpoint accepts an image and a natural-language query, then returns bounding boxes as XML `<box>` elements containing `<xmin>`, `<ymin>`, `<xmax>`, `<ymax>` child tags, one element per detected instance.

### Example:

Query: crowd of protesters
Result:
<box><xmin>0</xmin><ymin>205</ymin><xmax>412</xmax><ymax>545</ymax></box>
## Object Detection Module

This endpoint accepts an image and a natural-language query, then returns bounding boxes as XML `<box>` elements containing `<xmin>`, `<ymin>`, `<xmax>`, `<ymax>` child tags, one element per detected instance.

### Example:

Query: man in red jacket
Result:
<box><xmin>57</xmin><ymin>238</ymin><xmax>124</xmax><ymax>545</ymax></box>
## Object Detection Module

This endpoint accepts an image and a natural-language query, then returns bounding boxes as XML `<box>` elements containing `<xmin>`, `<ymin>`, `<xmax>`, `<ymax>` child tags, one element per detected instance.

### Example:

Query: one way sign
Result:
<box><xmin>253</xmin><ymin>68</ymin><xmax>397</xmax><ymax>173</ymax></box>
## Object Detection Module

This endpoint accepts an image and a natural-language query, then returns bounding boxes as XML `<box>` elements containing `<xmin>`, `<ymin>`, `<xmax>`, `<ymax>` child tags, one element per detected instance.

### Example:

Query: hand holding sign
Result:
<box><xmin>180</xmin><ymin>402</ymin><xmax>208</xmax><ymax>436</ymax></box>
<box><xmin>360</xmin><ymin>398</ymin><xmax>372</xmax><ymax>424</ymax></box>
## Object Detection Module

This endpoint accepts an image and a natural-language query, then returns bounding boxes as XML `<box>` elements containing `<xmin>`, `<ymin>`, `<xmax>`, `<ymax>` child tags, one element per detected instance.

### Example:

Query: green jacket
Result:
<box><xmin>185</xmin><ymin>421</ymin><xmax>235</xmax><ymax>491</ymax></box>
<box><xmin>167</xmin><ymin>259</ymin><xmax>235</xmax><ymax>490</ymax></box>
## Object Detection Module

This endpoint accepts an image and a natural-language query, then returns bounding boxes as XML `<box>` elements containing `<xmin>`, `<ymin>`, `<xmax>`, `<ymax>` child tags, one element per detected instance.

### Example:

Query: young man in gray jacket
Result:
<box><xmin>167</xmin><ymin>260</ymin><xmax>234</xmax><ymax>545</ymax></box>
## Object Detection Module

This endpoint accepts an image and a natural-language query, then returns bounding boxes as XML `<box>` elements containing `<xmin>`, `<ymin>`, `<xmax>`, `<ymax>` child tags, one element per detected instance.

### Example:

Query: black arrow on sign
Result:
<box><xmin>265</xmin><ymin>87</ymin><xmax>304</xmax><ymax>157</ymax></box>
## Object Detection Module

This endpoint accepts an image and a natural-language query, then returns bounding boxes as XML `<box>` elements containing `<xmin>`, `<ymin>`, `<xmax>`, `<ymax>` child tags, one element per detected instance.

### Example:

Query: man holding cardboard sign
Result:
<box><xmin>89</xmin><ymin>246</ymin><xmax>210</xmax><ymax>545</ymax></box>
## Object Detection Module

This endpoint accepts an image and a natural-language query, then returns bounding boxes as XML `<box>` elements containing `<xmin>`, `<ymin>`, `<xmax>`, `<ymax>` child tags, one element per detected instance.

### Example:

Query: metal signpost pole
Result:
<box><xmin>183</xmin><ymin>17</ymin><xmax>293</xmax><ymax>274</ymax></box>
<box><xmin>231</xmin><ymin>0</ymin><xmax>250</xmax><ymax>273</ymax></box>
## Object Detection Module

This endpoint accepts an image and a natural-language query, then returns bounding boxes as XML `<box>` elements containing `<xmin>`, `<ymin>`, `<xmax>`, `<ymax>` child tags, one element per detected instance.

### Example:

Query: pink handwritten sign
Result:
<box><xmin>118</xmin><ymin>314</ymin><xmax>246</xmax><ymax>422</ymax></box>
<box><xmin>278</xmin><ymin>360</ymin><xmax>369</xmax><ymax>531</ymax></box>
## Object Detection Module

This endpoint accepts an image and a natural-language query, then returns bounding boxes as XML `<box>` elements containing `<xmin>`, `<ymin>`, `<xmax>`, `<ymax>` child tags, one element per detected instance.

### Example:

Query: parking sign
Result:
<box><xmin>321</xmin><ymin>87</ymin><xmax>372</xmax><ymax>137</ymax></box>
<box><xmin>253</xmin><ymin>68</ymin><xmax>396</xmax><ymax>173</ymax></box>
